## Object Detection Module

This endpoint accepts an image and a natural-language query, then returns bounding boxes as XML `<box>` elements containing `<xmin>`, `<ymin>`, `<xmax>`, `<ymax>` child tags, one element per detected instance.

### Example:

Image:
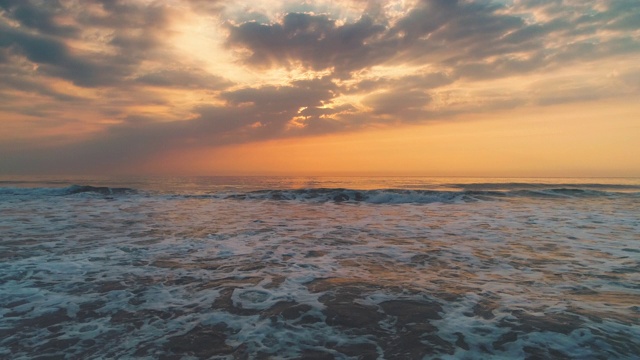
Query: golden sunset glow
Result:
<box><xmin>141</xmin><ymin>98</ymin><xmax>640</xmax><ymax>177</ymax></box>
<box><xmin>1</xmin><ymin>0</ymin><xmax>639</xmax><ymax>176</ymax></box>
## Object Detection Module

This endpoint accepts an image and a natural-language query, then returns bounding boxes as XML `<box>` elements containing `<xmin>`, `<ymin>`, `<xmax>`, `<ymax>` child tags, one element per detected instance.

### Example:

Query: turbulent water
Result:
<box><xmin>1</xmin><ymin>177</ymin><xmax>639</xmax><ymax>359</ymax></box>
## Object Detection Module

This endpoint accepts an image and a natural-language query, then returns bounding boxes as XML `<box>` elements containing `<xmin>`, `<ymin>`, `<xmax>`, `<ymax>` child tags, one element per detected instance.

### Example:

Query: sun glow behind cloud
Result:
<box><xmin>141</xmin><ymin>98</ymin><xmax>640</xmax><ymax>177</ymax></box>
<box><xmin>0</xmin><ymin>0</ymin><xmax>639</xmax><ymax>175</ymax></box>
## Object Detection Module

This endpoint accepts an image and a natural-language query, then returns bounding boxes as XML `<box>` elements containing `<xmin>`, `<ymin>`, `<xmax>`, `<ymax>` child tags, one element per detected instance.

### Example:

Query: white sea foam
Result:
<box><xmin>1</xmin><ymin>178</ymin><xmax>639</xmax><ymax>358</ymax></box>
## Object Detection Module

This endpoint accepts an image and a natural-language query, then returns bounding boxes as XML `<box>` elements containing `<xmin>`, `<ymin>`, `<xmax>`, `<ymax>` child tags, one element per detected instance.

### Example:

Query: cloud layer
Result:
<box><xmin>1</xmin><ymin>0</ymin><xmax>639</xmax><ymax>173</ymax></box>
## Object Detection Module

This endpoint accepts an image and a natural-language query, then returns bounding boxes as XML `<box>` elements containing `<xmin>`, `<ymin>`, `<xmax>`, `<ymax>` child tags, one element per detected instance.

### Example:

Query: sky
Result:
<box><xmin>1</xmin><ymin>0</ymin><xmax>639</xmax><ymax>177</ymax></box>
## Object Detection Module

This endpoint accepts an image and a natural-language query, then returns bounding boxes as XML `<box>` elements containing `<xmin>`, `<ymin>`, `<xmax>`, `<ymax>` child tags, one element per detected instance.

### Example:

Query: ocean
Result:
<box><xmin>0</xmin><ymin>176</ymin><xmax>638</xmax><ymax>359</ymax></box>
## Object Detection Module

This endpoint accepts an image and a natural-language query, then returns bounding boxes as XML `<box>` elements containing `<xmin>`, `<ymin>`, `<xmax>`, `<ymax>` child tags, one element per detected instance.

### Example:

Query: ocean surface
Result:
<box><xmin>1</xmin><ymin>176</ymin><xmax>639</xmax><ymax>359</ymax></box>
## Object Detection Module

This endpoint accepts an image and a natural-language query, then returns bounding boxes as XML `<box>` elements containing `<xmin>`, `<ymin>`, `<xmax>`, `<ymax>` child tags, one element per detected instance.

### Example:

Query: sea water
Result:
<box><xmin>0</xmin><ymin>177</ymin><xmax>638</xmax><ymax>359</ymax></box>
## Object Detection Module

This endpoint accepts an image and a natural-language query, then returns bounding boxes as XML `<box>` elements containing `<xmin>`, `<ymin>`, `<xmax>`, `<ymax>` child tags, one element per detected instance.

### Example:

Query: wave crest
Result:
<box><xmin>1</xmin><ymin>183</ymin><xmax>637</xmax><ymax>203</ymax></box>
<box><xmin>220</xmin><ymin>187</ymin><xmax>635</xmax><ymax>204</ymax></box>
<box><xmin>0</xmin><ymin>185</ymin><xmax>137</xmax><ymax>197</ymax></box>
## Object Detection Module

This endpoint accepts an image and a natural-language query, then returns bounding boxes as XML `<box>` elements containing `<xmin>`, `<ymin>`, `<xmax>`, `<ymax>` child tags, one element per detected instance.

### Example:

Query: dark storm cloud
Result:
<box><xmin>226</xmin><ymin>12</ymin><xmax>389</xmax><ymax>73</ymax></box>
<box><xmin>0</xmin><ymin>0</ymin><xmax>79</xmax><ymax>37</ymax></box>
<box><xmin>82</xmin><ymin>0</ymin><xmax>172</xmax><ymax>57</ymax></box>
<box><xmin>226</xmin><ymin>0</ymin><xmax>528</xmax><ymax>73</ymax></box>
<box><xmin>227</xmin><ymin>0</ymin><xmax>640</xmax><ymax>80</ymax></box>
<box><xmin>0</xmin><ymin>22</ymin><xmax>124</xmax><ymax>87</ymax></box>
<box><xmin>0</xmin><ymin>3</ymin><xmax>136</xmax><ymax>88</ymax></box>
<box><xmin>195</xmin><ymin>77</ymin><xmax>340</xmax><ymax>137</ymax></box>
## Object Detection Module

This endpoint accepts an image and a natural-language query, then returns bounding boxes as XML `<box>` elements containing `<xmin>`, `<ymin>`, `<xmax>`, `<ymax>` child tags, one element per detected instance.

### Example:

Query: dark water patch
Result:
<box><xmin>523</xmin><ymin>346</ymin><xmax>572</xmax><ymax>360</ymax></box>
<box><xmin>315</xmin><ymin>283</ymin><xmax>386</xmax><ymax>329</ymax></box>
<box><xmin>493</xmin><ymin>332</ymin><xmax>519</xmax><ymax>351</ymax></box>
<box><xmin>468</xmin><ymin>299</ymin><xmax>499</xmax><ymax>320</ymax></box>
<box><xmin>568</xmin><ymin>286</ymin><xmax>599</xmax><ymax>295</ymax></box>
<box><xmin>305</xmin><ymin>250</ymin><xmax>328</xmax><ymax>258</ymax></box>
<box><xmin>33</xmin><ymin>338</ymin><xmax>80</xmax><ymax>360</ymax></box>
<box><xmin>260</xmin><ymin>301</ymin><xmax>312</xmax><ymax>321</ymax></box>
<box><xmin>76</xmin><ymin>301</ymin><xmax>107</xmax><ymax>322</ymax></box>
<box><xmin>455</xmin><ymin>332</ymin><xmax>470</xmax><ymax>350</ymax></box>
<box><xmin>611</xmin><ymin>261</ymin><xmax>640</xmax><ymax>274</ymax></box>
<box><xmin>17</xmin><ymin>308</ymin><xmax>72</xmax><ymax>330</ymax></box>
<box><xmin>96</xmin><ymin>281</ymin><xmax>128</xmax><ymax>293</ymax></box>
<box><xmin>1</xmin><ymin>309</ymin><xmax>73</xmax><ymax>355</ymax></box>
<box><xmin>379</xmin><ymin>300</ymin><xmax>442</xmax><ymax>322</ymax></box>
<box><xmin>324</xmin><ymin>302</ymin><xmax>383</xmax><ymax>328</ymax></box>
<box><xmin>297</xmin><ymin>349</ymin><xmax>336</xmax><ymax>360</ymax></box>
<box><xmin>163</xmin><ymin>324</ymin><xmax>233</xmax><ymax>359</ymax></box>
<box><xmin>110</xmin><ymin>309</ymin><xmax>182</xmax><ymax>330</ymax></box>
<box><xmin>500</xmin><ymin>310</ymin><xmax>584</xmax><ymax>335</ymax></box>
<box><xmin>305</xmin><ymin>278</ymin><xmax>458</xmax><ymax>358</ymax></box>
<box><xmin>330</xmin><ymin>343</ymin><xmax>379</xmax><ymax>360</ymax></box>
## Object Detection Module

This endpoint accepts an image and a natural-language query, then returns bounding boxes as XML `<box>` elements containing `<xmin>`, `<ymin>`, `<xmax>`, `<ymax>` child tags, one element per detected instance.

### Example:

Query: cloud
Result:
<box><xmin>134</xmin><ymin>68</ymin><xmax>232</xmax><ymax>90</ymax></box>
<box><xmin>225</xmin><ymin>1</ymin><xmax>530</xmax><ymax>74</ymax></box>
<box><xmin>1</xmin><ymin>0</ymin><xmax>639</xmax><ymax>174</ymax></box>
<box><xmin>0</xmin><ymin>76</ymin><xmax>345</xmax><ymax>173</ymax></box>
<box><xmin>0</xmin><ymin>0</ymin><xmax>235</xmax><ymax>127</ymax></box>
<box><xmin>363</xmin><ymin>89</ymin><xmax>431</xmax><ymax>117</ymax></box>
<box><xmin>0</xmin><ymin>27</ymin><xmax>123</xmax><ymax>91</ymax></box>
<box><xmin>185</xmin><ymin>0</ymin><xmax>224</xmax><ymax>14</ymax></box>
<box><xmin>227</xmin><ymin>0</ymin><xmax>640</xmax><ymax>81</ymax></box>
<box><xmin>195</xmin><ymin>77</ymin><xmax>340</xmax><ymax>138</ymax></box>
<box><xmin>0</xmin><ymin>0</ymin><xmax>80</xmax><ymax>37</ymax></box>
<box><xmin>0</xmin><ymin>0</ymin><xmax>183</xmax><ymax>88</ymax></box>
<box><xmin>226</xmin><ymin>12</ymin><xmax>388</xmax><ymax>74</ymax></box>
<box><xmin>349</xmin><ymin>71</ymin><xmax>455</xmax><ymax>94</ymax></box>
<box><xmin>0</xmin><ymin>74</ymin><xmax>83</xmax><ymax>103</ymax></box>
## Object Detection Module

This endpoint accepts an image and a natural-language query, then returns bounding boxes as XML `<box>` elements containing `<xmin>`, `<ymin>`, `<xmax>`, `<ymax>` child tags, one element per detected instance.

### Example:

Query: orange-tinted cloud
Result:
<box><xmin>1</xmin><ymin>0</ymin><xmax>639</xmax><ymax>175</ymax></box>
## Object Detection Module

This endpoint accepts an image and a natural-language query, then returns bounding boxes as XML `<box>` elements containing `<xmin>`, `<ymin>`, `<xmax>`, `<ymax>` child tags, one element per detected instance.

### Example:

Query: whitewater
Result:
<box><xmin>1</xmin><ymin>177</ymin><xmax>638</xmax><ymax>359</ymax></box>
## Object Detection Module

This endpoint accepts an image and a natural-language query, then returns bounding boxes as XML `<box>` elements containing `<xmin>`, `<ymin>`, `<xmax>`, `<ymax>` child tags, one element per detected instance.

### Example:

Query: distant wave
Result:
<box><xmin>2</xmin><ymin>184</ymin><xmax>637</xmax><ymax>203</ymax></box>
<box><xmin>451</xmin><ymin>182</ymin><xmax>640</xmax><ymax>191</ymax></box>
<box><xmin>0</xmin><ymin>185</ymin><xmax>137</xmax><ymax>196</ymax></box>
<box><xmin>223</xmin><ymin>187</ymin><xmax>639</xmax><ymax>203</ymax></box>
<box><xmin>222</xmin><ymin>189</ymin><xmax>479</xmax><ymax>204</ymax></box>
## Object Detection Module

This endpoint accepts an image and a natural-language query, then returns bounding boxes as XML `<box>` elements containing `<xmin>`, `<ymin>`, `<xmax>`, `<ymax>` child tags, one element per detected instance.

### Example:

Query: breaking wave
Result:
<box><xmin>0</xmin><ymin>184</ymin><xmax>137</xmax><ymax>197</ymax></box>
<box><xmin>451</xmin><ymin>182</ymin><xmax>640</xmax><ymax>192</ymax></box>
<box><xmin>221</xmin><ymin>187</ymin><xmax>637</xmax><ymax>203</ymax></box>
<box><xmin>1</xmin><ymin>183</ymin><xmax>637</xmax><ymax>203</ymax></box>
